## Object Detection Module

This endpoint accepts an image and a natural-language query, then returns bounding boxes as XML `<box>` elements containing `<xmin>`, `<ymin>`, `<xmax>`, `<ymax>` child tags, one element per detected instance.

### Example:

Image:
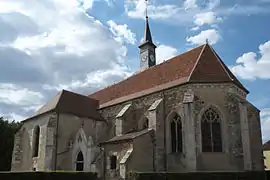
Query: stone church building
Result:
<box><xmin>11</xmin><ymin>16</ymin><xmax>264</xmax><ymax>179</ymax></box>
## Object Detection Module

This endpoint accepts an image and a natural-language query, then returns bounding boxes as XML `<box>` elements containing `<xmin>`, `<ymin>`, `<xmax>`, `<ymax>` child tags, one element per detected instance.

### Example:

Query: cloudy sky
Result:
<box><xmin>0</xmin><ymin>0</ymin><xmax>270</xmax><ymax>141</ymax></box>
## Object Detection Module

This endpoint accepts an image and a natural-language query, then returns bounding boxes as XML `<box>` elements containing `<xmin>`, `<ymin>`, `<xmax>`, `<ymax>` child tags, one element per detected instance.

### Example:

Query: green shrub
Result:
<box><xmin>0</xmin><ymin>172</ymin><xmax>98</xmax><ymax>180</ymax></box>
<box><xmin>127</xmin><ymin>171</ymin><xmax>268</xmax><ymax>180</ymax></box>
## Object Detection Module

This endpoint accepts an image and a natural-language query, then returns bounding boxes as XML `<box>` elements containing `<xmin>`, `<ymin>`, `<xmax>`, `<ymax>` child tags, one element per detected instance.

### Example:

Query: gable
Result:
<box><xmin>188</xmin><ymin>44</ymin><xmax>248</xmax><ymax>92</ymax></box>
<box><xmin>189</xmin><ymin>44</ymin><xmax>232</xmax><ymax>82</ymax></box>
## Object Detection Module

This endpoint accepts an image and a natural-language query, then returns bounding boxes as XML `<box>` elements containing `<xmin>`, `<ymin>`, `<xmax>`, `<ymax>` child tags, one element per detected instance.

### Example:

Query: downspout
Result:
<box><xmin>162</xmin><ymin>90</ymin><xmax>167</xmax><ymax>171</ymax></box>
<box><xmin>54</xmin><ymin>111</ymin><xmax>59</xmax><ymax>170</ymax></box>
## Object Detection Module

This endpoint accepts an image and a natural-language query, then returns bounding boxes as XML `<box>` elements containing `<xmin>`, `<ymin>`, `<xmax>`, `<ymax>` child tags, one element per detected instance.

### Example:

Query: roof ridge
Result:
<box><xmin>88</xmin><ymin>44</ymin><xmax>204</xmax><ymax>97</ymax></box>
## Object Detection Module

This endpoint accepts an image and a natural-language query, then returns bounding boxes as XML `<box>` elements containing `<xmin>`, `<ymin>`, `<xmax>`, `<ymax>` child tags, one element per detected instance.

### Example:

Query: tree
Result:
<box><xmin>0</xmin><ymin>117</ymin><xmax>22</xmax><ymax>171</ymax></box>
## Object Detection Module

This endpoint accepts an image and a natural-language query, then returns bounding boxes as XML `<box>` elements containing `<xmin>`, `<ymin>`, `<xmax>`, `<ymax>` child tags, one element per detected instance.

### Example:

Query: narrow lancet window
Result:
<box><xmin>33</xmin><ymin>126</ymin><xmax>40</xmax><ymax>157</ymax></box>
<box><xmin>170</xmin><ymin>114</ymin><xmax>183</xmax><ymax>153</ymax></box>
<box><xmin>76</xmin><ymin>151</ymin><xmax>84</xmax><ymax>171</ymax></box>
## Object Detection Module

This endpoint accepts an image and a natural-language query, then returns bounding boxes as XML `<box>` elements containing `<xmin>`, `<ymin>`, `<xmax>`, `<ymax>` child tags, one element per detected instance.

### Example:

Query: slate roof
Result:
<box><xmin>138</xmin><ymin>16</ymin><xmax>156</xmax><ymax>48</ymax></box>
<box><xmin>100</xmin><ymin>129</ymin><xmax>154</xmax><ymax>145</ymax></box>
<box><xmin>263</xmin><ymin>140</ymin><xmax>270</xmax><ymax>151</ymax></box>
<box><xmin>89</xmin><ymin>43</ymin><xmax>248</xmax><ymax>106</ymax></box>
<box><xmin>23</xmin><ymin>90</ymin><xmax>104</xmax><ymax>122</ymax></box>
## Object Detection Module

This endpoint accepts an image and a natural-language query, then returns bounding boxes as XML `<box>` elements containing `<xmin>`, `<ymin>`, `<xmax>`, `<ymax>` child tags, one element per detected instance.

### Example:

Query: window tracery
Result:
<box><xmin>201</xmin><ymin>107</ymin><xmax>222</xmax><ymax>152</ymax></box>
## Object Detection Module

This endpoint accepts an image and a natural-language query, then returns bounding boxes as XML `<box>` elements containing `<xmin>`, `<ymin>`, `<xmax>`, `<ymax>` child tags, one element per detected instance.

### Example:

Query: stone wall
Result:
<box><xmin>194</xmin><ymin>85</ymin><xmax>245</xmax><ymax>171</ymax></box>
<box><xmin>247</xmin><ymin>104</ymin><xmax>264</xmax><ymax>170</ymax></box>
<box><xmin>56</xmin><ymin>113</ymin><xmax>107</xmax><ymax>171</ymax></box>
<box><xmin>11</xmin><ymin>112</ymin><xmax>54</xmax><ymax>171</ymax></box>
<box><xmin>98</xmin><ymin>82</ymin><xmax>253</xmax><ymax>172</ymax></box>
<box><xmin>103</xmin><ymin>142</ymin><xmax>132</xmax><ymax>180</ymax></box>
<box><xmin>128</xmin><ymin>131</ymin><xmax>155</xmax><ymax>172</ymax></box>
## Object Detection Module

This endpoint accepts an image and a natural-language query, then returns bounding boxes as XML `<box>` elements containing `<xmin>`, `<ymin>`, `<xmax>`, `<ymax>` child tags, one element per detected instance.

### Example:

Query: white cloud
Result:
<box><xmin>156</xmin><ymin>44</ymin><xmax>178</xmax><ymax>64</ymax></box>
<box><xmin>191</xmin><ymin>26</ymin><xmax>200</xmax><ymax>31</ymax></box>
<box><xmin>219</xmin><ymin>4</ymin><xmax>270</xmax><ymax>16</ymax></box>
<box><xmin>125</xmin><ymin>0</ymin><xmax>180</xmax><ymax>20</ymax></box>
<box><xmin>43</xmin><ymin>64</ymin><xmax>132</xmax><ymax>93</ymax></box>
<box><xmin>107</xmin><ymin>20</ymin><xmax>136</xmax><ymax>44</ymax></box>
<box><xmin>0</xmin><ymin>0</ymin><xmax>133</xmax><ymax>120</ymax></box>
<box><xmin>186</xmin><ymin>29</ymin><xmax>221</xmax><ymax>45</ymax></box>
<box><xmin>78</xmin><ymin>0</ymin><xmax>95</xmax><ymax>9</ymax></box>
<box><xmin>184</xmin><ymin>0</ymin><xmax>198</xmax><ymax>10</ymax></box>
<box><xmin>230</xmin><ymin>41</ymin><xmax>270</xmax><ymax>80</ymax></box>
<box><xmin>194</xmin><ymin>11</ymin><xmax>222</xmax><ymax>26</ymax></box>
<box><xmin>3</xmin><ymin>113</ymin><xmax>27</xmax><ymax>122</ymax></box>
<box><xmin>0</xmin><ymin>84</ymin><xmax>44</xmax><ymax>106</ymax></box>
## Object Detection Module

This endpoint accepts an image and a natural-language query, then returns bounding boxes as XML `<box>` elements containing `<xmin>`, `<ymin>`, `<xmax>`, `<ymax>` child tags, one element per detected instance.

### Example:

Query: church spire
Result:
<box><xmin>143</xmin><ymin>16</ymin><xmax>153</xmax><ymax>44</ymax></box>
<box><xmin>139</xmin><ymin>0</ymin><xmax>155</xmax><ymax>48</ymax></box>
<box><xmin>138</xmin><ymin>0</ymin><xmax>156</xmax><ymax>71</ymax></box>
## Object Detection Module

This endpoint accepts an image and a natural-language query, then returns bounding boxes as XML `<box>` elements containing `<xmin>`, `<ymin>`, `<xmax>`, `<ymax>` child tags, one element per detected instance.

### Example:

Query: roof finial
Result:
<box><xmin>206</xmin><ymin>38</ymin><xmax>209</xmax><ymax>44</ymax></box>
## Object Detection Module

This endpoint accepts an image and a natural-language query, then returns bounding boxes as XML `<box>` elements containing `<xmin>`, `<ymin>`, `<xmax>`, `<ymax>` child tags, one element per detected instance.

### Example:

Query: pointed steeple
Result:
<box><xmin>139</xmin><ymin>16</ymin><xmax>156</xmax><ymax>48</ymax></box>
<box><xmin>138</xmin><ymin>0</ymin><xmax>156</xmax><ymax>71</ymax></box>
<box><xmin>143</xmin><ymin>16</ymin><xmax>153</xmax><ymax>44</ymax></box>
<box><xmin>139</xmin><ymin>0</ymin><xmax>156</xmax><ymax>48</ymax></box>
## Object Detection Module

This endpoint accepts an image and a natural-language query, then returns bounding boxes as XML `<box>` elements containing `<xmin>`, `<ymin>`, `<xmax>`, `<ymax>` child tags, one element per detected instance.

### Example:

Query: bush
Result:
<box><xmin>0</xmin><ymin>172</ymin><xmax>98</xmax><ymax>180</ymax></box>
<box><xmin>128</xmin><ymin>171</ymin><xmax>268</xmax><ymax>180</ymax></box>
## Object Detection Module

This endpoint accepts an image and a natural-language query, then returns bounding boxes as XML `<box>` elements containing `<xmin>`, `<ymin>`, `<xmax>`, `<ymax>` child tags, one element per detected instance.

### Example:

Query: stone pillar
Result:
<box><xmin>239</xmin><ymin>101</ymin><xmax>252</xmax><ymax>170</ymax></box>
<box><xmin>44</xmin><ymin>115</ymin><xmax>57</xmax><ymax>170</ymax></box>
<box><xmin>183</xmin><ymin>89</ymin><xmax>197</xmax><ymax>171</ymax></box>
<box><xmin>148</xmin><ymin>98</ymin><xmax>164</xmax><ymax>171</ymax></box>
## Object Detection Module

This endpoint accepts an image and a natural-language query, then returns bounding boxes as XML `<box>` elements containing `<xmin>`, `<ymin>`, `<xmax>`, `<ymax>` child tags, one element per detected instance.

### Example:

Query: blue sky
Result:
<box><xmin>0</xmin><ymin>0</ymin><xmax>270</xmax><ymax>141</ymax></box>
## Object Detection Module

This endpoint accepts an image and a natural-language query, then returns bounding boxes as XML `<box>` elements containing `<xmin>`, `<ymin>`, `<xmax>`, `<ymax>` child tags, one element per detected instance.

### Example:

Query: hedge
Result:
<box><xmin>0</xmin><ymin>172</ymin><xmax>98</xmax><ymax>180</ymax></box>
<box><xmin>128</xmin><ymin>171</ymin><xmax>269</xmax><ymax>180</ymax></box>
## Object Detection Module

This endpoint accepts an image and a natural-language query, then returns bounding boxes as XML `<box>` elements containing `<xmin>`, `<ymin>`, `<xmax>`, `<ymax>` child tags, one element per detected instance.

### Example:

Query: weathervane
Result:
<box><xmin>145</xmin><ymin>0</ymin><xmax>149</xmax><ymax>18</ymax></box>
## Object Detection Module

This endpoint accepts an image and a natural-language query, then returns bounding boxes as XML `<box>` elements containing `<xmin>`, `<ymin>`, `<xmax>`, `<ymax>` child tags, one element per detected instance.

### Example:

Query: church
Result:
<box><xmin>11</xmin><ymin>12</ymin><xmax>264</xmax><ymax>180</ymax></box>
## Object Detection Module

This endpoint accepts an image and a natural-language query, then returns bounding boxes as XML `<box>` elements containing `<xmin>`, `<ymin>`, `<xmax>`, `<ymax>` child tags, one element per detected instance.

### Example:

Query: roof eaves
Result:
<box><xmin>21</xmin><ymin>109</ymin><xmax>56</xmax><ymax>123</ymax></box>
<box><xmin>99</xmin><ymin>129</ymin><xmax>154</xmax><ymax>145</ymax></box>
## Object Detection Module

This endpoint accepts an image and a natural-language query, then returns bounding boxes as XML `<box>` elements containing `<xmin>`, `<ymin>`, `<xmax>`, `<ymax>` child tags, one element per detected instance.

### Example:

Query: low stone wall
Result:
<box><xmin>0</xmin><ymin>172</ymin><xmax>98</xmax><ymax>180</ymax></box>
<box><xmin>128</xmin><ymin>171</ymin><xmax>269</xmax><ymax>180</ymax></box>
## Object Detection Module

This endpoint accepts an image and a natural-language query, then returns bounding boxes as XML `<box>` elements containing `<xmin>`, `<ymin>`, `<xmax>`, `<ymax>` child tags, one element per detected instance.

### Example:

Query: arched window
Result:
<box><xmin>33</xmin><ymin>126</ymin><xmax>40</xmax><ymax>157</ymax></box>
<box><xmin>201</xmin><ymin>107</ymin><xmax>222</xmax><ymax>152</ymax></box>
<box><xmin>76</xmin><ymin>151</ymin><xmax>84</xmax><ymax>171</ymax></box>
<box><xmin>170</xmin><ymin>114</ymin><xmax>182</xmax><ymax>153</ymax></box>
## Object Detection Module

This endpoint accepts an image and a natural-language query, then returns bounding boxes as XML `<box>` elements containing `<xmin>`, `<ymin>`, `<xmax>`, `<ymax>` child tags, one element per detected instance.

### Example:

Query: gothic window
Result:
<box><xmin>201</xmin><ymin>107</ymin><xmax>222</xmax><ymax>152</ymax></box>
<box><xmin>110</xmin><ymin>155</ymin><xmax>117</xmax><ymax>170</ymax></box>
<box><xmin>33</xmin><ymin>126</ymin><xmax>40</xmax><ymax>157</ymax></box>
<box><xmin>76</xmin><ymin>151</ymin><xmax>84</xmax><ymax>171</ymax></box>
<box><xmin>170</xmin><ymin>114</ymin><xmax>183</xmax><ymax>153</ymax></box>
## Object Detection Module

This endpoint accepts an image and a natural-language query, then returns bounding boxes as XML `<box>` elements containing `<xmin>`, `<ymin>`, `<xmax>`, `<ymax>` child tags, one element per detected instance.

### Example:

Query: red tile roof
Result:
<box><xmin>88</xmin><ymin>44</ymin><xmax>248</xmax><ymax>106</ymax></box>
